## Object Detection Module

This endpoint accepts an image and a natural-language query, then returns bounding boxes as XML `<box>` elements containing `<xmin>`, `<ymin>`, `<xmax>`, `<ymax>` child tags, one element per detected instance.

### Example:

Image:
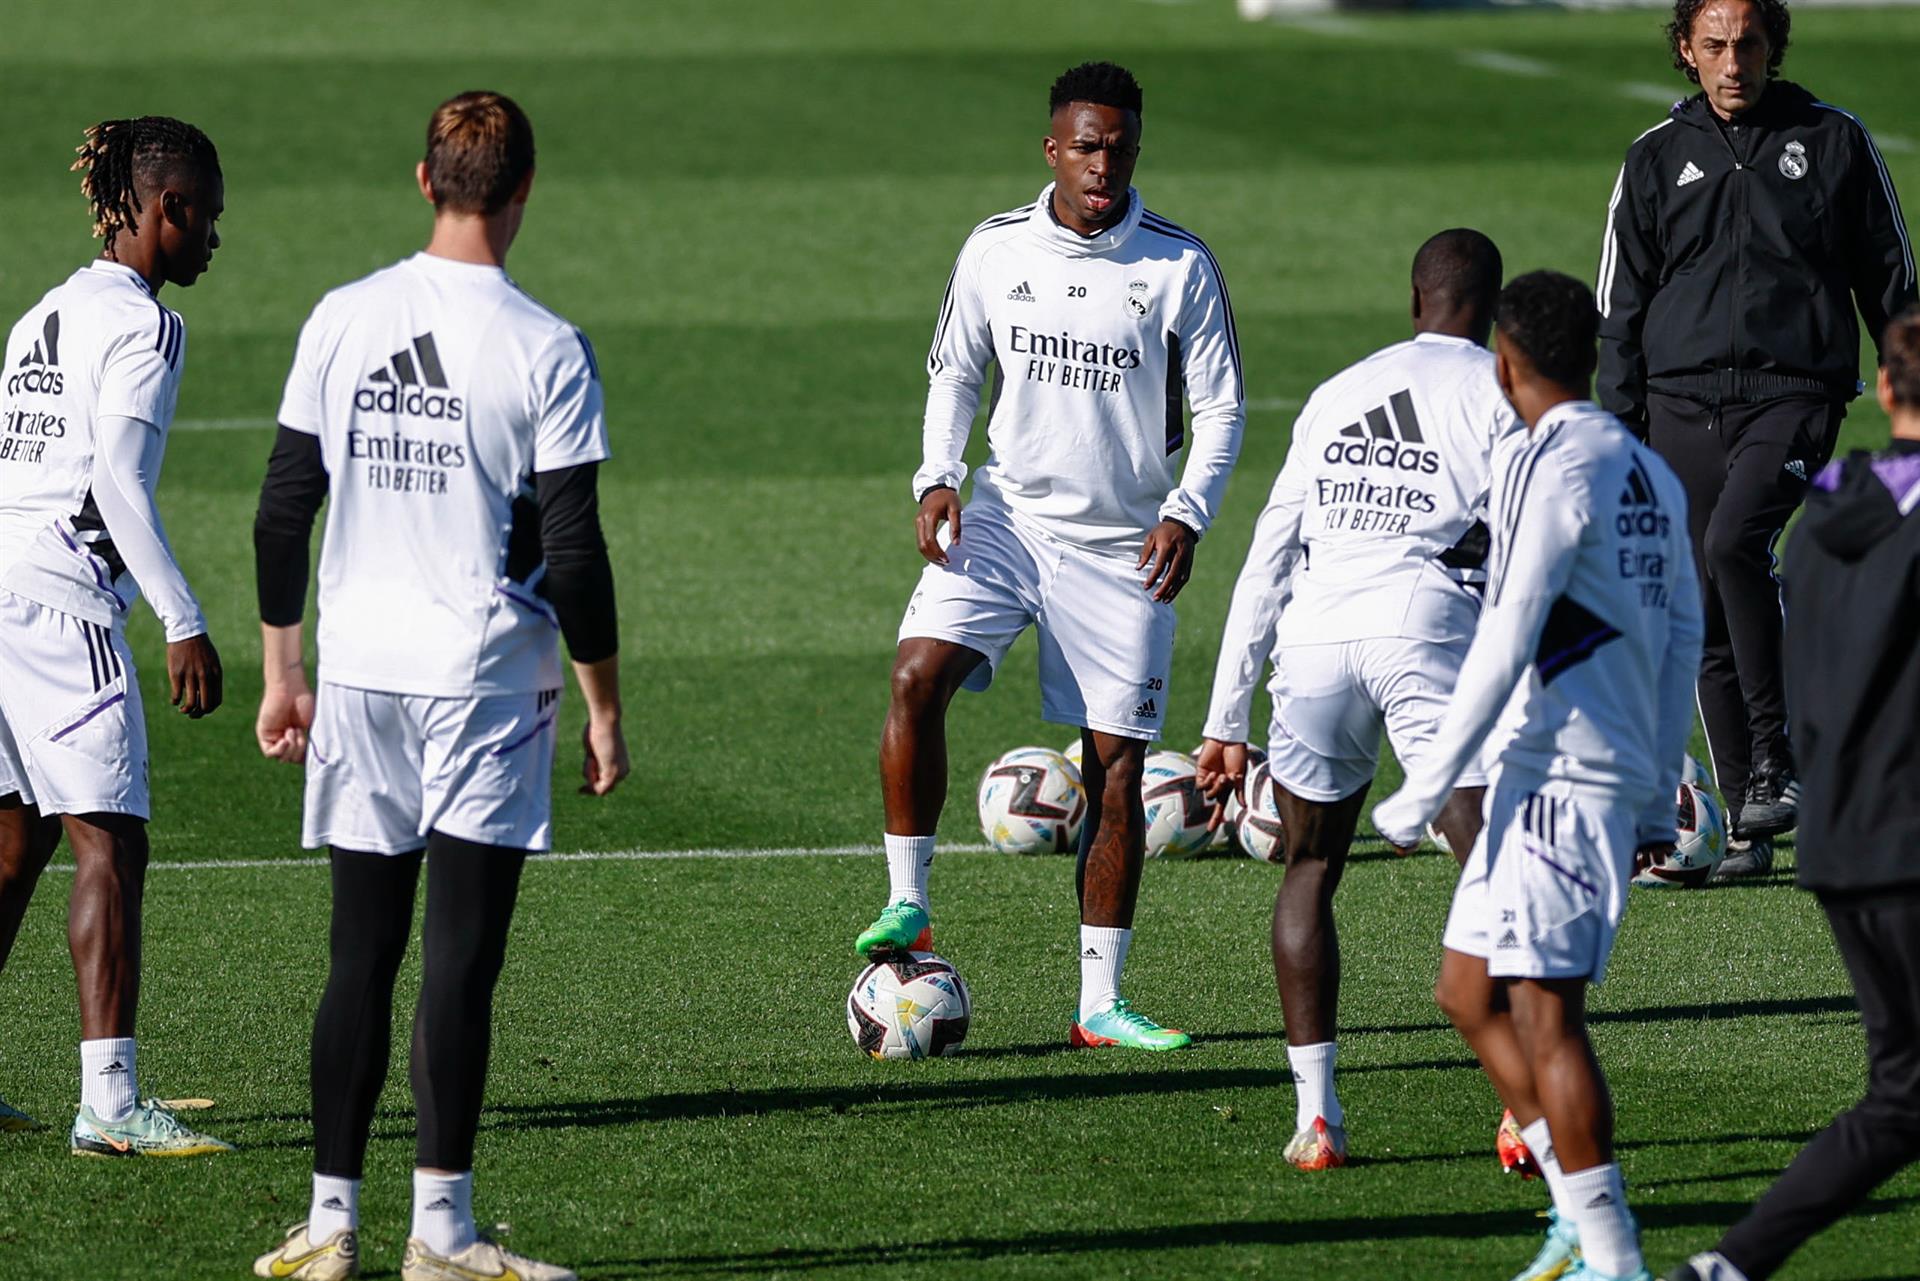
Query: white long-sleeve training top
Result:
<box><xmin>1373</xmin><ymin>401</ymin><xmax>1705</xmax><ymax>848</ymax></box>
<box><xmin>1201</xmin><ymin>333</ymin><xmax>1522</xmax><ymax>742</ymax></box>
<box><xmin>916</xmin><ymin>184</ymin><xmax>1245</xmax><ymax>556</ymax></box>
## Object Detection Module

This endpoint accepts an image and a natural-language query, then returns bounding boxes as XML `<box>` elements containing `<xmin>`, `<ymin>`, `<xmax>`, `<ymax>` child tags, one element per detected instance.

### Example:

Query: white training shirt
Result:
<box><xmin>917</xmin><ymin>184</ymin><xmax>1245</xmax><ymax>555</ymax></box>
<box><xmin>279</xmin><ymin>252</ymin><xmax>609</xmax><ymax>698</ymax></box>
<box><xmin>1201</xmin><ymin>333</ymin><xmax>1522</xmax><ymax>742</ymax></box>
<box><xmin>0</xmin><ymin>260</ymin><xmax>205</xmax><ymax>639</ymax></box>
<box><xmin>1375</xmin><ymin>402</ymin><xmax>1704</xmax><ymax>846</ymax></box>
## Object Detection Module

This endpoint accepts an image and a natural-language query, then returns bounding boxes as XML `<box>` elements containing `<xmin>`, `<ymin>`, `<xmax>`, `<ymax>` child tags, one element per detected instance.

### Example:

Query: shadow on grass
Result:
<box><xmin>1343</xmin><ymin>993</ymin><xmax>1857</xmax><ymax>1038</ymax></box>
<box><xmin>568</xmin><ymin>1197</ymin><xmax>1919</xmax><ymax>1276</ymax></box>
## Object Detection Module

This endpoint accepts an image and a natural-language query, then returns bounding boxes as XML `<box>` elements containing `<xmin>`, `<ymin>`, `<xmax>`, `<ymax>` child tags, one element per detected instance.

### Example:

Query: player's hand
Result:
<box><xmin>580</xmin><ymin>715</ymin><xmax>630</xmax><ymax>796</ymax></box>
<box><xmin>1138</xmin><ymin>519</ymin><xmax>1197</xmax><ymax>602</ymax></box>
<box><xmin>1370</xmin><ymin>789</ymin><xmax>1427</xmax><ymax>857</ymax></box>
<box><xmin>916</xmin><ymin>486</ymin><xmax>962</xmax><ymax>566</ymax></box>
<box><xmin>1194</xmin><ymin>738</ymin><xmax>1249</xmax><ymax>831</ymax></box>
<box><xmin>167</xmin><ymin>632</ymin><xmax>223</xmax><ymax>719</ymax></box>
<box><xmin>255</xmin><ymin>677</ymin><xmax>315</xmax><ymax>763</ymax></box>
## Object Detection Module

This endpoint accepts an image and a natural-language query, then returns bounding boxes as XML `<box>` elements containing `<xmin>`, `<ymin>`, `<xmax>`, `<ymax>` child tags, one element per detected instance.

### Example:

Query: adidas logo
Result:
<box><xmin>7</xmin><ymin>311</ymin><xmax>63</xmax><ymax>396</ymax></box>
<box><xmin>99</xmin><ymin>1059</ymin><xmax>128</xmax><ymax>1075</ymax></box>
<box><xmin>320</xmin><ymin>1196</ymin><xmax>349</xmax><ymax>1211</ymax></box>
<box><xmin>1007</xmin><ymin>280</ymin><xmax>1036</xmax><ymax>302</ymax></box>
<box><xmin>1131</xmin><ymin>697</ymin><xmax>1158</xmax><ymax>720</ymax></box>
<box><xmin>422</xmin><ymin>1196</ymin><xmax>456</xmax><ymax>1212</ymax></box>
<box><xmin>1677</xmin><ymin>161</ymin><xmax>1705</xmax><ymax>187</ymax></box>
<box><xmin>1585</xmin><ymin>1191</ymin><xmax>1616</xmax><ymax>1208</ymax></box>
<box><xmin>353</xmin><ymin>333</ymin><xmax>464</xmax><ymax>420</ymax></box>
<box><xmin>1496</xmin><ymin>929</ymin><xmax>1520</xmax><ymax>949</ymax></box>
<box><xmin>1324</xmin><ymin>390</ymin><xmax>1440</xmax><ymax>474</ymax></box>
<box><xmin>1784</xmin><ymin>458</ymin><xmax>1807</xmax><ymax>481</ymax></box>
<box><xmin>1082</xmin><ymin>946</ymin><xmax>1102</xmax><ymax>959</ymax></box>
<box><xmin>1617</xmin><ymin>458</ymin><xmax>1671</xmax><ymax>537</ymax></box>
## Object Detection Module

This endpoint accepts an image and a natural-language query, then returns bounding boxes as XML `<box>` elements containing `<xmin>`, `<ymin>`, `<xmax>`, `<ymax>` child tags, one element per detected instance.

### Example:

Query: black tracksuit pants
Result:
<box><xmin>1648</xmin><ymin>393</ymin><xmax>1843</xmax><ymax>811</ymax></box>
<box><xmin>1715</xmin><ymin>894</ymin><xmax>1920</xmax><ymax>1279</ymax></box>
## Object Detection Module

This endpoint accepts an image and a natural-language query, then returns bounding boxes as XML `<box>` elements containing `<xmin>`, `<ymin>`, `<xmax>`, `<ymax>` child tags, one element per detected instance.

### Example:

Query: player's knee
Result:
<box><xmin>1434</xmin><ymin>974</ymin><xmax>1475</xmax><ymax>1029</ymax></box>
<box><xmin>889</xmin><ymin>650</ymin><xmax>951</xmax><ymax>714</ymax></box>
<box><xmin>1097</xmin><ymin>747</ymin><xmax>1144</xmax><ymax>797</ymax></box>
<box><xmin>1701</xmin><ymin>512</ymin><xmax>1758</xmax><ymax>579</ymax></box>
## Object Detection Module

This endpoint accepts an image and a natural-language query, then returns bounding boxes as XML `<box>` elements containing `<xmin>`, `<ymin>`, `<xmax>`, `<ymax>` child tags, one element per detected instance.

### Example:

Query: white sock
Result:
<box><xmin>309</xmin><ymin>1174</ymin><xmax>360</xmax><ymax>1239</ymax></box>
<box><xmin>883</xmin><ymin>834</ymin><xmax>934</xmax><ymax>910</ymax></box>
<box><xmin>411</xmin><ymin>1169</ymin><xmax>477</xmax><ymax>1255</ymax></box>
<box><xmin>1521</xmin><ymin>1117</ymin><xmax>1574</xmax><ymax>1220</ymax></box>
<box><xmin>1285</xmin><ymin>1041</ymin><xmax>1343</xmax><ymax>1130</ymax></box>
<box><xmin>79</xmin><ymin>1038</ymin><xmax>136</xmax><ymax>1122</ymax></box>
<box><xmin>1562</xmin><ymin>1162</ymin><xmax>1641</xmax><ymax>1276</ymax></box>
<box><xmin>1077</xmin><ymin>925</ymin><xmax>1130</xmax><ymax>1017</ymax></box>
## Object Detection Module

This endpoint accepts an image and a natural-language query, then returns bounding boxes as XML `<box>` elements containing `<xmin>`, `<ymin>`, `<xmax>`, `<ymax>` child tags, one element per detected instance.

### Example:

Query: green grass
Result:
<box><xmin>1</xmin><ymin>1</ymin><xmax>1917</xmax><ymax>1276</ymax></box>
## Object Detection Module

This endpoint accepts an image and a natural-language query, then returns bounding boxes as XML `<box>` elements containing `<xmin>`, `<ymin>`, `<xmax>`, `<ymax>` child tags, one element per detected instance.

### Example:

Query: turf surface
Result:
<box><xmin>1</xmin><ymin>2</ymin><xmax>1917</xmax><ymax>1277</ymax></box>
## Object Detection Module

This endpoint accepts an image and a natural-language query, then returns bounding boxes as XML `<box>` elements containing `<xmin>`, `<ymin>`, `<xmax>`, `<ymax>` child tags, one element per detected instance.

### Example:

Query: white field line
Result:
<box><xmin>1458</xmin><ymin>49</ymin><xmax>1555</xmax><ymax>78</ymax></box>
<box><xmin>174</xmin><ymin>417</ymin><xmax>274</xmax><ymax>432</ymax></box>
<box><xmin>47</xmin><ymin>843</ymin><xmax>993</xmax><ymax>873</ymax></box>
<box><xmin>1618</xmin><ymin>82</ymin><xmax>1682</xmax><ymax>106</ymax></box>
<box><xmin>1878</xmin><ymin>134</ymin><xmax>1916</xmax><ymax>155</ymax></box>
<box><xmin>1246</xmin><ymin>396</ymin><xmax>1300</xmax><ymax>412</ymax></box>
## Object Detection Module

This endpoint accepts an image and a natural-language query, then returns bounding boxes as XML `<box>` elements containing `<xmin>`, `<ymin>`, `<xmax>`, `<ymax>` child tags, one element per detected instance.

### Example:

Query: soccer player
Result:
<box><xmin>0</xmin><ymin>117</ymin><xmax>230</xmax><ymax>1156</ymax></box>
<box><xmin>1374</xmin><ymin>271</ymin><xmax>1704</xmax><ymax>1281</ymax></box>
<box><xmin>250</xmin><ymin>91</ymin><xmax>624</xmax><ymax>1281</ymax></box>
<box><xmin>855</xmin><ymin>61</ymin><xmax>1244</xmax><ymax>1052</ymax></box>
<box><xmin>1195</xmin><ymin>229</ymin><xmax>1519</xmax><ymax>1170</ymax></box>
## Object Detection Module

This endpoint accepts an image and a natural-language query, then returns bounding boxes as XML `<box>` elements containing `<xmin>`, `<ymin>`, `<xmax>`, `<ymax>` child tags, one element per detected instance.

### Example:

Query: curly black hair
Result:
<box><xmin>1049</xmin><ymin>61</ymin><xmax>1143</xmax><ymax>117</ymax></box>
<box><xmin>71</xmin><ymin>116</ymin><xmax>220</xmax><ymax>256</ymax></box>
<box><xmin>1668</xmin><ymin>0</ymin><xmax>1790</xmax><ymax>84</ymax></box>
<box><xmin>1496</xmin><ymin>271</ymin><xmax>1599</xmax><ymax>389</ymax></box>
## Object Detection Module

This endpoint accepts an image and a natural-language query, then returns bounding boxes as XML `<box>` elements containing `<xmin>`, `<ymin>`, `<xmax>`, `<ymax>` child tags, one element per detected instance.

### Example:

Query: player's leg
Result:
<box><xmin>0</xmin><ymin>793</ymin><xmax>61</xmax><ymax>1131</ymax></box>
<box><xmin>1432</xmin><ymin>787</ymin><xmax>1484</xmax><ymax>870</ymax></box>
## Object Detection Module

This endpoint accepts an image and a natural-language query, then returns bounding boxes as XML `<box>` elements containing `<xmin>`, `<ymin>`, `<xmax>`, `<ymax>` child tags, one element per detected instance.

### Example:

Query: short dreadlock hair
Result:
<box><xmin>425</xmin><ymin>90</ymin><xmax>536</xmax><ymax>216</ymax></box>
<box><xmin>1668</xmin><ymin>0</ymin><xmax>1791</xmax><ymax>84</ymax></box>
<box><xmin>1497</xmin><ymin>271</ymin><xmax>1599</xmax><ymax>389</ymax></box>
<box><xmin>71</xmin><ymin>116</ymin><xmax>220</xmax><ymax>256</ymax></box>
<box><xmin>1049</xmin><ymin>62</ymin><xmax>1143</xmax><ymax>118</ymax></box>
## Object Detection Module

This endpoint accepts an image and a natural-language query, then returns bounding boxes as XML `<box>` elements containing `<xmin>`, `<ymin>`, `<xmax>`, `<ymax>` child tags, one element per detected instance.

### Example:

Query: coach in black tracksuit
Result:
<box><xmin>1597</xmin><ymin>0</ymin><xmax>1914</xmax><ymax>861</ymax></box>
<box><xmin>1668</xmin><ymin>308</ymin><xmax>1920</xmax><ymax>1281</ymax></box>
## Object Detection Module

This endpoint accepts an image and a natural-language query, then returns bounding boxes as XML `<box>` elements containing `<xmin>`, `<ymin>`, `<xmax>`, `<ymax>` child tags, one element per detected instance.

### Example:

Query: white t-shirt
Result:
<box><xmin>916</xmin><ymin>185</ymin><xmax>1245</xmax><ymax>556</ymax></box>
<box><xmin>279</xmin><ymin>253</ymin><xmax>609</xmax><ymax>698</ymax></box>
<box><xmin>1202</xmin><ymin>333</ymin><xmax>1521</xmax><ymax>742</ymax></box>
<box><xmin>0</xmin><ymin>261</ymin><xmax>185</xmax><ymax>627</ymax></box>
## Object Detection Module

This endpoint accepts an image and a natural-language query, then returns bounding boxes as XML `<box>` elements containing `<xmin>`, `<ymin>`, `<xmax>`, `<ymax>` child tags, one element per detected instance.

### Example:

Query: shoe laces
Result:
<box><xmin>1103</xmin><ymin>999</ymin><xmax>1157</xmax><ymax>1030</ymax></box>
<box><xmin>135</xmin><ymin>1099</ymin><xmax>190</xmax><ymax>1137</ymax></box>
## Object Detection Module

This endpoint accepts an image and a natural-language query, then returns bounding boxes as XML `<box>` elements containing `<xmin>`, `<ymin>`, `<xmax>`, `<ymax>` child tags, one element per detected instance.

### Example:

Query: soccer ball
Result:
<box><xmin>847</xmin><ymin>952</ymin><xmax>972</xmax><ymax>1060</ymax></box>
<box><xmin>1237</xmin><ymin>759</ymin><xmax>1288</xmax><ymax>864</ymax></box>
<box><xmin>978</xmin><ymin>747</ymin><xmax>1085</xmax><ymax>854</ymax></box>
<box><xmin>1062</xmin><ymin>737</ymin><xmax>1084</xmax><ymax>771</ymax></box>
<box><xmin>1681</xmin><ymin>753</ymin><xmax>1711</xmax><ymax>789</ymax></box>
<box><xmin>1142</xmin><ymin>751</ymin><xmax>1213</xmax><ymax>859</ymax></box>
<box><xmin>1633</xmin><ymin>782</ymin><xmax>1728</xmax><ymax>889</ymax></box>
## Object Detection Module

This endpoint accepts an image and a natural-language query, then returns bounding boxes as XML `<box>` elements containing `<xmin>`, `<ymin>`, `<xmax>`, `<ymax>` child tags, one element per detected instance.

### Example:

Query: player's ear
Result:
<box><xmin>1410</xmin><ymin>285</ymin><xmax>1423</xmax><ymax>322</ymax></box>
<box><xmin>1043</xmin><ymin>135</ymin><xmax>1059</xmax><ymax>171</ymax></box>
<box><xmin>1878</xmin><ymin>365</ymin><xmax>1896</xmax><ymax>416</ymax></box>
<box><xmin>416</xmin><ymin>161</ymin><xmax>436</xmax><ymax>206</ymax></box>
<box><xmin>513</xmin><ymin>167</ymin><xmax>535</xmax><ymax>205</ymax></box>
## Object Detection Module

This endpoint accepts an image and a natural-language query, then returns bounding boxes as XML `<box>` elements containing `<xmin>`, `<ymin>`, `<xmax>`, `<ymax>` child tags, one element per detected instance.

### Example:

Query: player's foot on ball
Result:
<box><xmin>854</xmin><ymin>900</ymin><xmax>931</xmax><ymax>958</ymax></box>
<box><xmin>0</xmin><ymin>1095</ymin><xmax>44</xmax><ymax>1132</ymax></box>
<box><xmin>1283</xmin><ymin>1116</ymin><xmax>1347</xmax><ymax>1171</ymax></box>
<box><xmin>1508</xmin><ymin>1209</ymin><xmax>1579</xmax><ymax>1281</ymax></box>
<box><xmin>1710</xmin><ymin>836</ymin><xmax>1774</xmax><ymax>881</ymax></box>
<box><xmin>1069</xmin><ymin>1000</ymin><xmax>1192</xmax><ymax>1051</ymax></box>
<box><xmin>70</xmin><ymin>1098</ymin><xmax>233</xmax><ymax>1157</ymax></box>
<box><xmin>1736</xmin><ymin>760</ymin><xmax>1798</xmax><ymax>840</ymax></box>
<box><xmin>254</xmin><ymin>1222</ymin><xmax>359</xmax><ymax>1280</ymax></box>
<box><xmin>402</xmin><ymin>1236</ymin><xmax>576</xmax><ymax>1281</ymax></box>
<box><xmin>1498</xmin><ymin>1108</ymin><xmax>1540</xmax><ymax>1179</ymax></box>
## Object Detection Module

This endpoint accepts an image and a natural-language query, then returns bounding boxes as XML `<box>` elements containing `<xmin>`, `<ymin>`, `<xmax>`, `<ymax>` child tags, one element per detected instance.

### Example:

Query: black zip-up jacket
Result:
<box><xmin>1597</xmin><ymin>81</ymin><xmax>1916</xmax><ymax>430</ymax></box>
<box><xmin>1781</xmin><ymin>439</ymin><xmax>1920</xmax><ymax>897</ymax></box>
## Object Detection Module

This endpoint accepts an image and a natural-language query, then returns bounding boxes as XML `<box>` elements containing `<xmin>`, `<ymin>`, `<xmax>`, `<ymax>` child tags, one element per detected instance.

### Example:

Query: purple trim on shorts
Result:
<box><xmin>1531</xmin><ymin>847</ymin><xmax>1598</xmax><ymax>896</ymax></box>
<box><xmin>48</xmin><ymin>692</ymin><xmax>123</xmax><ymax>742</ymax></box>
<box><xmin>494</xmin><ymin>584</ymin><xmax>561</xmax><ymax>630</ymax></box>
<box><xmin>490</xmin><ymin>712</ymin><xmax>557</xmax><ymax>757</ymax></box>
<box><xmin>308</xmin><ymin>740</ymin><xmax>330</xmax><ymax>765</ymax></box>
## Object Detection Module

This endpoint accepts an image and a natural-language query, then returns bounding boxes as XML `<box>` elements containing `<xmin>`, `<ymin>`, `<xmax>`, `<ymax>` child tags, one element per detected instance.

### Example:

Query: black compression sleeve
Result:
<box><xmin>536</xmin><ymin>462</ymin><xmax>619</xmax><ymax>663</ymax></box>
<box><xmin>254</xmin><ymin>425</ymin><xmax>329</xmax><ymax>626</ymax></box>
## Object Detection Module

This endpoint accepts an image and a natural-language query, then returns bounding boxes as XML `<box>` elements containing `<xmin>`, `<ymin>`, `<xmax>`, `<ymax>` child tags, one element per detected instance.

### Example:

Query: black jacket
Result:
<box><xmin>1781</xmin><ymin>440</ymin><xmax>1920</xmax><ymax>897</ymax></box>
<box><xmin>1597</xmin><ymin>81</ymin><xmax>1916</xmax><ymax>429</ymax></box>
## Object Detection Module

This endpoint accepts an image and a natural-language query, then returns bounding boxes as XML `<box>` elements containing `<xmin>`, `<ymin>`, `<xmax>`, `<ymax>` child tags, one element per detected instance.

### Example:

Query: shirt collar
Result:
<box><xmin>87</xmin><ymin>259</ymin><xmax>153</xmax><ymax>294</ymax></box>
<box><xmin>411</xmin><ymin>250</ymin><xmax>510</xmax><ymax>281</ymax></box>
<box><xmin>1534</xmin><ymin>399</ymin><xmax>1605</xmax><ymax>435</ymax></box>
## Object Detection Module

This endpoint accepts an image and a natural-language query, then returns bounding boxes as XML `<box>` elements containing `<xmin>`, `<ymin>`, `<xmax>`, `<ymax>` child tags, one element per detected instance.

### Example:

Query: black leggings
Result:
<box><xmin>311</xmin><ymin>832</ymin><xmax>526</xmax><ymax>1178</ymax></box>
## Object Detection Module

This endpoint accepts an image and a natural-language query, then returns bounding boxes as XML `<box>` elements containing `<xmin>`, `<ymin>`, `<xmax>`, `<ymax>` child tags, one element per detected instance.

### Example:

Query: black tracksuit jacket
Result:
<box><xmin>1597</xmin><ymin>81</ymin><xmax>1916</xmax><ymax>430</ymax></box>
<box><xmin>1781</xmin><ymin>441</ymin><xmax>1920</xmax><ymax>897</ymax></box>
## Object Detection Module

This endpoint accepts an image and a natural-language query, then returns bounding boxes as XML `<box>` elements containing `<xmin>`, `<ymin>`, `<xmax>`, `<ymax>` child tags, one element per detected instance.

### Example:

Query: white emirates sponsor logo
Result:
<box><xmin>1676</xmin><ymin>161</ymin><xmax>1705</xmax><ymax>187</ymax></box>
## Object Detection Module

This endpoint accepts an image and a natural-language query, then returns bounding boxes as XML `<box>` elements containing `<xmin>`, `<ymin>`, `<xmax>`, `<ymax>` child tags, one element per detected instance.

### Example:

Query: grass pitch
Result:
<box><xmin>1</xmin><ymin>2</ymin><xmax>1917</xmax><ymax>1277</ymax></box>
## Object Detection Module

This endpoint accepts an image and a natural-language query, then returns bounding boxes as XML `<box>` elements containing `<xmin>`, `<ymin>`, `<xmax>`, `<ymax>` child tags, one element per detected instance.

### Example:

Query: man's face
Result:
<box><xmin>1044</xmin><ymin>102</ymin><xmax>1141</xmax><ymax>234</ymax></box>
<box><xmin>160</xmin><ymin>170</ymin><xmax>223</xmax><ymax>287</ymax></box>
<box><xmin>1681</xmin><ymin>0</ymin><xmax>1772</xmax><ymax>119</ymax></box>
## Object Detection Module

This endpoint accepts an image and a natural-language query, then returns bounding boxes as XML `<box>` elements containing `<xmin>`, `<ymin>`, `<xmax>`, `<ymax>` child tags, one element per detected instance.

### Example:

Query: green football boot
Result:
<box><xmin>1510</xmin><ymin>1210</ymin><xmax>1581</xmax><ymax>1281</ymax></box>
<box><xmin>0</xmin><ymin>1095</ymin><xmax>43</xmax><ymax>1132</ymax></box>
<box><xmin>71</xmin><ymin>1098</ymin><xmax>233</xmax><ymax>1157</ymax></box>
<box><xmin>855</xmin><ymin>900</ymin><xmax>931</xmax><ymax>958</ymax></box>
<box><xmin>1069</xmin><ymin>999</ymin><xmax>1191</xmax><ymax>1051</ymax></box>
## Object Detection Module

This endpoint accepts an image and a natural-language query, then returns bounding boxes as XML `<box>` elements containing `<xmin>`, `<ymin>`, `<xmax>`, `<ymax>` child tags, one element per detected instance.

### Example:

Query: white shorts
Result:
<box><xmin>898</xmin><ymin>500</ymin><xmax>1173</xmax><ymax>740</ymax></box>
<box><xmin>0</xmin><ymin>590</ymin><xmax>148</xmax><ymax>818</ymax></box>
<box><xmin>303</xmin><ymin>682</ymin><xmax>561</xmax><ymax>855</ymax></box>
<box><xmin>1442</xmin><ymin>777</ymin><xmax>1636</xmax><ymax>983</ymax></box>
<box><xmin>1263</xmin><ymin>637</ymin><xmax>1487</xmax><ymax>803</ymax></box>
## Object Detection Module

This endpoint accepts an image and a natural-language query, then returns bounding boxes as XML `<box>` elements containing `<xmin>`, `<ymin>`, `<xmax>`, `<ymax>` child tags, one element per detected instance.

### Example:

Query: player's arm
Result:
<box><xmin>1841</xmin><ymin>114</ymin><xmax>1917</xmax><ymax>356</ymax></box>
<box><xmin>914</xmin><ymin>237</ymin><xmax>995</xmax><ymax>565</ymax></box>
<box><xmin>253</xmin><ymin>425</ymin><xmax>329</xmax><ymax>759</ymax></box>
<box><xmin>1595</xmin><ymin>150</ymin><xmax>1663</xmax><ymax>435</ymax></box>
<box><xmin>535</xmin><ymin>461</ymin><xmax>628</xmax><ymax>796</ymax></box>
<box><xmin>1637</xmin><ymin>518</ymin><xmax>1706</xmax><ymax>847</ymax></box>
<box><xmin>1146</xmin><ymin>248</ymin><xmax>1246</xmax><ymax>601</ymax></box>
<box><xmin>1372</xmin><ymin>455</ymin><xmax>1587</xmax><ymax>847</ymax></box>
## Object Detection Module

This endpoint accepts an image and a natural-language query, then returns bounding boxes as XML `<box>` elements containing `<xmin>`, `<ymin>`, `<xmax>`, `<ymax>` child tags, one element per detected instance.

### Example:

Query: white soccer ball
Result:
<box><xmin>1681</xmin><ymin>753</ymin><xmax>1711</xmax><ymax>789</ymax></box>
<box><xmin>847</xmin><ymin>952</ymin><xmax>972</xmax><ymax>1060</ymax></box>
<box><xmin>1633</xmin><ymin>782</ymin><xmax>1728</xmax><ymax>889</ymax></box>
<box><xmin>1141</xmin><ymin>751</ymin><xmax>1212</xmax><ymax>859</ymax></box>
<box><xmin>1062</xmin><ymin>737</ymin><xmax>1084</xmax><ymax>772</ymax></box>
<box><xmin>1193</xmin><ymin>744</ymin><xmax>1265</xmax><ymax>852</ymax></box>
<box><xmin>978</xmin><ymin>747</ymin><xmax>1085</xmax><ymax>854</ymax></box>
<box><xmin>1237</xmin><ymin>759</ymin><xmax>1288</xmax><ymax>864</ymax></box>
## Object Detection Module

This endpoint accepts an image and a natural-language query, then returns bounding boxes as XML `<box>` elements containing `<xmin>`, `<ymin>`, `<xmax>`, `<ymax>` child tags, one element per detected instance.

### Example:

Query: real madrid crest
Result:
<box><xmin>1779</xmin><ymin>139</ymin><xmax>1809</xmax><ymax>181</ymax></box>
<box><xmin>1126</xmin><ymin>278</ymin><xmax>1149</xmax><ymax>318</ymax></box>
